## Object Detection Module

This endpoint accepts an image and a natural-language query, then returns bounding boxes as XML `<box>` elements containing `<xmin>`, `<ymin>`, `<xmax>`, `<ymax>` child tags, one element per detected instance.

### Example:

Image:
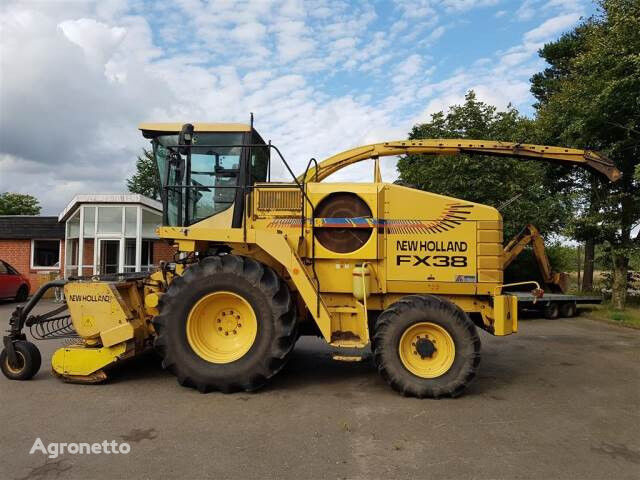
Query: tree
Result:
<box><xmin>0</xmin><ymin>192</ymin><xmax>41</xmax><ymax>215</ymax></box>
<box><xmin>126</xmin><ymin>149</ymin><xmax>160</xmax><ymax>200</ymax></box>
<box><xmin>396</xmin><ymin>91</ymin><xmax>572</xmax><ymax>241</ymax></box>
<box><xmin>531</xmin><ymin>0</ymin><xmax>640</xmax><ymax>308</ymax></box>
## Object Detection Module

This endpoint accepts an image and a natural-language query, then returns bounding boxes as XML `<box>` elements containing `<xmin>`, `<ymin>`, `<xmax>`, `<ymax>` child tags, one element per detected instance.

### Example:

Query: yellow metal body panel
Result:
<box><xmin>51</xmin><ymin>343</ymin><xmax>127</xmax><ymax>376</ymax></box>
<box><xmin>64</xmin><ymin>283</ymin><xmax>135</xmax><ymax>347</ymax></box>
<box><xmin>64</xmin><ymin>280</ymin><xmax>151</xmax><ymax>348</ymax></box>
<box><xmin>253</xmin><ymin>231</ymin><xmax>333</xmax><ymax>340</ymax></box>
<box><xmin>492</xmin><ymin>295</ymin><xmax>519</xmax><ymax>335</ymax></box>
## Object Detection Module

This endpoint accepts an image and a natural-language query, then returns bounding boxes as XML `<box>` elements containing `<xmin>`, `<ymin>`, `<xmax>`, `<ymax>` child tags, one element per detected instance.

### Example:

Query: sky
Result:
<box><xmin>0</xmin><ymin>0</ymin><xmax>596</xmax><ymax>215</ymax></box>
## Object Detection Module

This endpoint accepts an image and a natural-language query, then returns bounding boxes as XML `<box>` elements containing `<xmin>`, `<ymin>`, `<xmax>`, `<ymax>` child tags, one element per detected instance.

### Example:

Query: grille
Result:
<box><xmin>256</xmin><ymin>189</ymin><xmax>302</xmax><ymax>211</ymax></box>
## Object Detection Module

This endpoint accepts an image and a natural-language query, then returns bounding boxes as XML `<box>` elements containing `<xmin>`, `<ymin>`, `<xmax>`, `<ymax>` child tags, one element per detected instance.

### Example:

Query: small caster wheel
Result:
<box><xmin>1</xmin><ymin>341</ymin><xmax>41</xmax><ymax>380</ymax></box>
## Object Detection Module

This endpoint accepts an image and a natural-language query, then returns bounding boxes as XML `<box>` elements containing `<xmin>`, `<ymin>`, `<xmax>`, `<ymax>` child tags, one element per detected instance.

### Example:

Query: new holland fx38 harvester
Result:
<box><xmin>1</xmin><ymin>120</ymin><xmax>620</xmax><ymax>398</ymax></box>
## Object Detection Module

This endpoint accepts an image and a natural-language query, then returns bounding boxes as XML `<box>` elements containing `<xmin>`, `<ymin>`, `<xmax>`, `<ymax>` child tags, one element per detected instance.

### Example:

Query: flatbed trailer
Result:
<box><xmin>511</xmin><ymin>292</ymin><xmax>603</xmax><ymax>319</ymax></box>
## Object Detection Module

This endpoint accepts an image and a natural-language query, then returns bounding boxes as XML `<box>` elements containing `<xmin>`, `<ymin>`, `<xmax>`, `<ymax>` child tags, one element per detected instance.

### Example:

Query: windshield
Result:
<box><xmin>154</xmin><ymin>132</ymin><xmax>244</xmax><ymax>226</ymax></box>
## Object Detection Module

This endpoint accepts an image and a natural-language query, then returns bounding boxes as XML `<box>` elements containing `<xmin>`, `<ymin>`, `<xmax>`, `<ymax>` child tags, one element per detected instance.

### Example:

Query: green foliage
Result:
<box><xmin>531</xmin><ymin>0</ymin><xmax>640</xmax><ymax>308</ymax></box>
<box><xmin>0</xmin><ymin>192</ymin><xmax>41</xmax><ymax>215</ymax></box>
<box><xmin>126</xmin><ymin>149</ymin><xmax>160</xmax><ymax>200</ymax></box>
<box><xmin>584</xmin><ymin>304</ymin><xmax>640</xmax><ymax>328</ymax></box>
<box><xmin>397</xmin><ymin>91</ymin><xmax>572</xmax><ymax>240</ymax></box>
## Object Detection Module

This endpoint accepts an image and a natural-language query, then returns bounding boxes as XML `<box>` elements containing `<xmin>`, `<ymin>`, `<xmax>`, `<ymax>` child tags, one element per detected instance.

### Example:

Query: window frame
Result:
<box><xmin>30</xmin><ymin>238</ymin><xmax>62</xmax><ymax>270</ymax></box>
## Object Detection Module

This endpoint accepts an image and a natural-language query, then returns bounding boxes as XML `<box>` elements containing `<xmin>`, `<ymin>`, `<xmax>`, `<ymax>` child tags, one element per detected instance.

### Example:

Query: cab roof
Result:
<box><xmin>138</xmin><ymin>122</ymin><xmax>252</xmax><ymax>138</ymax></box>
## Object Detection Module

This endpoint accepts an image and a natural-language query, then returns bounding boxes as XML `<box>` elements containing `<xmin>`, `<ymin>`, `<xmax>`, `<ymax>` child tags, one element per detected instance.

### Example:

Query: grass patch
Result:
<box><xmin>582</xmin><ymin>304</ymin><xmax>640</xmax><ymax>329</ymax></box>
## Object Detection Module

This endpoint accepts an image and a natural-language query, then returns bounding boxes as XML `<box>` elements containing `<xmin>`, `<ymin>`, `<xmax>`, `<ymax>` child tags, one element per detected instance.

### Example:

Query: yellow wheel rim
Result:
<box><xmin>186</xmin><ymin>291</ymin><xmax>258</xmax><ymax>364</ymax></box>
<box><xmin>398</xmin><ymin>322</ymin><xmax>455</xmax><ymax>378</ymax></box>
<box><xmin>4</xmin><ymin>351</ymin><xmax>25</xmax><ymax>374</ymax></box>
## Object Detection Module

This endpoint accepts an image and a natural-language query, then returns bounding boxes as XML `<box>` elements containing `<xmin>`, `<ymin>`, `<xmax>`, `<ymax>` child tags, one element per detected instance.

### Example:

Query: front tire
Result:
<box><xmin>1</xmin><ymin>341</ymin><xmax>41</xmax><ymax>380</ymax></box>
<box><xmin>373</xmin><ymin>295</ymin><xmax>480</xmax><ymax>398</ymax></box>
<box><xmin>154</xmin><ymin>255</ymin><xmax>297</xmax><ymax>393</ymax></box>
<box><xmin>15</xmin><ymin>285</ymin><xmax>28</xmax><ymax>303</ymax></box>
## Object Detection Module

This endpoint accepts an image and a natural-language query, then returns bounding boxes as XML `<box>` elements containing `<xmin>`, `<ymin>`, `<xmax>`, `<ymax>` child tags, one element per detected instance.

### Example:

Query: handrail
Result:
<box><xmin>302</xmin><ymin>157</ymin><xmax>320</xmax><ymax>316</ymax></box>
<box><xmin>162</xmin><ymin>142</ymin><xmax>322</xmax><ymax>316</ymax></box>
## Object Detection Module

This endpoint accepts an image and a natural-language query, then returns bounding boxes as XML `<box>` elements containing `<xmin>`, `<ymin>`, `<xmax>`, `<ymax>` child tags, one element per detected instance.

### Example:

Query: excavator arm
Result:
<box><xmin>503</xmin><ymin>224</ymin><xmax>569</xmax><ymax>293</ymax></box>
<box><xmin>299</xmin><ymin>139</ymin><xmax>621</xmax><ymax>183</ymax></box>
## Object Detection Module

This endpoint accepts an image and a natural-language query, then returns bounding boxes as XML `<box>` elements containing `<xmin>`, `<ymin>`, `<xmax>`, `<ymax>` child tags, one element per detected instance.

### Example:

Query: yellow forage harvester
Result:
<box><xmin>1</xmin><ymin>119</ymin><xmax>621</xmax><ymax>398</ymax></box>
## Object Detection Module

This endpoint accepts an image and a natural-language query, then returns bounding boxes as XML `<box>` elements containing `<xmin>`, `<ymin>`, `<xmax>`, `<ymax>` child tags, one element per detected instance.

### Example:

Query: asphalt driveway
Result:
<box><xmin>0</xmin><ymin>299</ymin><xmax>638</xmax><ymax>480</ymax></box>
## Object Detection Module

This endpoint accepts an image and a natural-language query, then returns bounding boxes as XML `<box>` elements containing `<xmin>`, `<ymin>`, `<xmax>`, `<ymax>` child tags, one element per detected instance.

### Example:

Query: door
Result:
<box><xmin>0</xmin><ymin>261</ymin><xmax>10</xmax><ymax>297</ymax></box>
<box><xmin>98</xmin><ymin>239</ymin><xmax>121</xmax><ymax>274</ymax></box>
<box><xmin>0</xmin><ymin>261</ymin><xmax>21</xmax><ymax>298</ymax></box>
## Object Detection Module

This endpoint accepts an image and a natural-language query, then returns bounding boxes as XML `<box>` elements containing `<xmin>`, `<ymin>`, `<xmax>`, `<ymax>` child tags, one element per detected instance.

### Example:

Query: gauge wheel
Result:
<box><xmin>0</xmin><ymin>341</ymin><xmax>42</xmax><ymax>380</ymax></box>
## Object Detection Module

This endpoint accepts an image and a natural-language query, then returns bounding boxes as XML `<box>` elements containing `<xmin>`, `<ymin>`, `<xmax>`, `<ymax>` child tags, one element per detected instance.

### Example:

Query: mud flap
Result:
<box><xmin>492</xmin><ymin>295</ymin><xmax>518</xmax><ymax>335</ymax></box>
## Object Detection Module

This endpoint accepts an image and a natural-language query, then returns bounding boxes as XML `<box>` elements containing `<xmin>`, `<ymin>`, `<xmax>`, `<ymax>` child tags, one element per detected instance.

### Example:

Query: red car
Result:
<box><xmin>0</xmin><ymin>260</ymin><xmax>30</xmax><ymax>302</ymax></box>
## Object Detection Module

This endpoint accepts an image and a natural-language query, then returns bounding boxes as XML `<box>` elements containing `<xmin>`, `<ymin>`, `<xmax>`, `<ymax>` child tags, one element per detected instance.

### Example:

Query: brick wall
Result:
<box><xmin>1</xmin><ymin>237</ymin><xmax>174</xmax><ymax>294</ymax></box>
<box><xmin>153</xmin><ymin>240</ymin><xmax>177</xmax><ymax>265</ymax></box>
<box><xmin>81</xmin><ymin>239</ymin><xmax>94</xmax><ymax>276</ymax></box>
<box><xmin>0</xmin><ymin>239</ymin><xmax>65</xmax><ymax>294</ymax></box>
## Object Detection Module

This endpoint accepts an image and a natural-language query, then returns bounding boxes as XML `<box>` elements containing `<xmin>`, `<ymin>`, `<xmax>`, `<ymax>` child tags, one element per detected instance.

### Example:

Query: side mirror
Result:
<box><xmin>178</xmin><ymin>123</ymin><xmax>194</xmax><ymax>155</ymax></box>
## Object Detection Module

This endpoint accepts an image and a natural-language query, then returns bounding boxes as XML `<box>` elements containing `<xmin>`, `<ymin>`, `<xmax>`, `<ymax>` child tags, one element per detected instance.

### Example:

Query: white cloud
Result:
<box><xmin>0</xmin><ymin>0</ymin><xmax>591</xmax><ymax>213</ymax></box>
<box><xmin>442</xmin><ymin>0</ymin><xmax>499</xmax><ymax>12</ymax></box>
<box><xmin>392</xmin><ymin>54</ymin><xmax>424</xmax><ymax>85</ymax></box>
<box><xmin>58</xmin><ymin>18</ymin><xmax>126</xmax><ymax>65</ymax></box>
<box><xmin>517</xmin><ymin>0</ymin><xmax>584</xmax><ymax>21</ymax></box>
<box><xmin>524</xmin><ymin>13</ymin><xmax>581</xmax><ymax>43</ymax></box>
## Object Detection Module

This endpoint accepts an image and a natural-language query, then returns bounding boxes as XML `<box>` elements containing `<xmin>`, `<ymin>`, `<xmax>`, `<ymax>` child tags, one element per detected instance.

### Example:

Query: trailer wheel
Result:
<box><xmin>153</xmin><ymin>255</ymin><xmax>297</xmax><ymax>393</ymax></box>
<box><xmin>559</xmin><ymin>302</ymin><xmax>577</xmax><ymax>318</ymax></box>
<box><xmin>0</xmin><ymin>341</ymin><xmax>41</xmax><ymax>380</ymax></box>
<box><xmin>373</xmin><ymin>295</ymin><xmax>480</xmax><ymax>398</ymax></box>
<box><xmin>543</xmin><ymin>303</ymin><xmax>560</xmax><ymax>319</ymax></box>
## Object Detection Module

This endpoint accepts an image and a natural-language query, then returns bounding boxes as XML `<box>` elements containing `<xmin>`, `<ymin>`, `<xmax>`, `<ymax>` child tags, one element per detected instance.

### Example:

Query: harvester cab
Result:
<box><xmin>1</xmin><ymin>119</ymin><xmax>621</xmax><ymax>398</ymax></box>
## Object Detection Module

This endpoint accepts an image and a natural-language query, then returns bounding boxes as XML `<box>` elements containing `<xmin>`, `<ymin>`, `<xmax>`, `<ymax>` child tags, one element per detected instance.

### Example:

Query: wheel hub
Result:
<box><xmin>415</xmin><ymin>337</ymin><xmax>436</xmax><ymax>358</ymax></box>
<box><xmin>216</xmin><ymin>309</ymin><xmax>243</xmax><ymax>336</ymax></box>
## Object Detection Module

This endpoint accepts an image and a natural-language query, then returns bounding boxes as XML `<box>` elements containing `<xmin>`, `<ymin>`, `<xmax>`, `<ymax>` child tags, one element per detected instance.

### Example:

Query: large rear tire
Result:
<box><xmin>154</xmin><ymin>255</ymin><xmax>297</xmax><ymax>393</ymax></box>
<box><xmin>373</xmin><ymin>295</ymin><xmax>480</xmax><ymax>398</ymax></box>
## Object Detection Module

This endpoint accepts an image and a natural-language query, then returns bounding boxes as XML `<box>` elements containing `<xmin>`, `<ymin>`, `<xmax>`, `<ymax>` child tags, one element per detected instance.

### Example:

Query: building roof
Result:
<box><xmin>0</xmin><ymin>216</ymin><xmax>65</xmax><ymax>240</ymax></box>
<box><xmin>58</xmin><ymin>194</ymin><xmax>163</xmax><ymax>222</ymax></box>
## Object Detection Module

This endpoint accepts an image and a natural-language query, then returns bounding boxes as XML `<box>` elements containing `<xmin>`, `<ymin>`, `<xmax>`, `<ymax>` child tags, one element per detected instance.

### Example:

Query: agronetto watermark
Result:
<box><xmin>30</xmin><ymin>438</ymin><xmax>131</xmax><ymax>459</ymax></box>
